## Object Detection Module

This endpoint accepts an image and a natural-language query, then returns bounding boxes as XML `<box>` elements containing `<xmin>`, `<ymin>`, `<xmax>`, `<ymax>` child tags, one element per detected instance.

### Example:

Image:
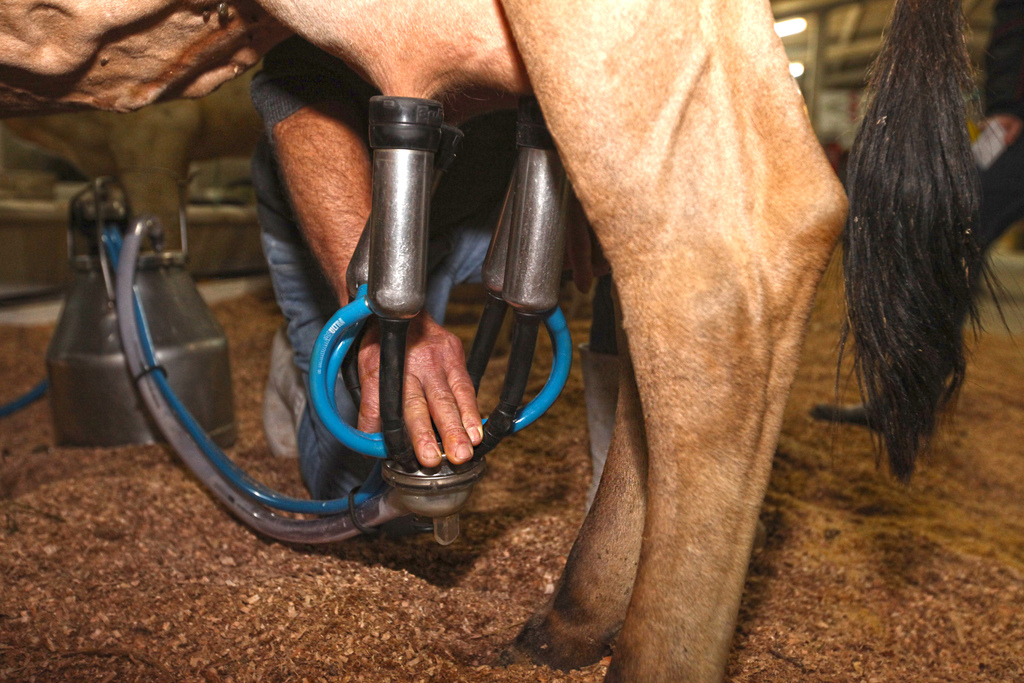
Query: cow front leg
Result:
<box><xmin>508</xmin><ymin>325</ymin><xmax>647</xmax><ymax>670</ymax></box>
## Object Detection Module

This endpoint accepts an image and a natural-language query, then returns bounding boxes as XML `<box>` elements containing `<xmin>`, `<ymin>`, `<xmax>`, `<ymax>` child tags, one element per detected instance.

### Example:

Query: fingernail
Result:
<box><xmin>431</xmin><ymin>443</ymin><xmax>443</xmax><ymax>463</ymax></box>
<box><xmin>455</xmin><ymin>443</ymin><xmax>472</xmax><ymax>463</ymax></box>
<box><xmin>472</xmin><ymin>425</ymin><xmax>483</xmax><ymax>445</ymax></box>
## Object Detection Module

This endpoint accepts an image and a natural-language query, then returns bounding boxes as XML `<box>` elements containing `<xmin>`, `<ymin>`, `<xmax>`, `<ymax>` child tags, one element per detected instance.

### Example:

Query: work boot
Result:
<box><xmin>581</xmin><ymin>343</ymin><xmax>619</xmax><ymax>512</ymax></box>
<box><xmin>262</xmin><ymin>326</ymin><xmax>306</xmax><ymax>458</ymax></box>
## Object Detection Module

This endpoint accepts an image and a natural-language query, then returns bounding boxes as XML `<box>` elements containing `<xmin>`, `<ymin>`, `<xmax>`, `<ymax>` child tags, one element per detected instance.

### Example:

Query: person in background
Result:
<box><xmin>812</xmin><ymin>0</ymin><xmax>1024</xmax><ymax>430</ymax></box>
<box><xmin>974</xmin><ymin>0</ymin><xmax>1024</xmax><ymax>251</ymax></box>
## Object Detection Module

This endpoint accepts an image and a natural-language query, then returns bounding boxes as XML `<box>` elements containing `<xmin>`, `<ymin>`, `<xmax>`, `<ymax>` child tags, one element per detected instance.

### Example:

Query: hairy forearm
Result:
<box><xmin>273</xmin><ymin>101</ymin><xmax>371</xmax><ymax>301</ymax></box>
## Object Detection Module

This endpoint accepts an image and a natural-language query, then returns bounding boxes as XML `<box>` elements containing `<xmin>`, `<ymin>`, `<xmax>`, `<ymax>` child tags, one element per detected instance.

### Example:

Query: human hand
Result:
<box><xmin>989</xmin><ymin>114</ymin><xmax>1024</xmax><ymax>147</ymax></box>
<box><xmin>563</xmin><ymin>192</ymin><xmax>610</xmax><ymax>293</ymax></box>
<box><xmin>356</xmin><ymin>312</ymin><xmax>483</xmax><ymax>468</ymax></box>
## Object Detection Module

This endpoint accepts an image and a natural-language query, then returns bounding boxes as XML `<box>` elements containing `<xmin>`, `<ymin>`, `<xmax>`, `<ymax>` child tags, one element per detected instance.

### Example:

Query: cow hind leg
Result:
<box><xmin>506</xmin><ymin>317</ymin><xmax>648</xmax><ymax>671</ymax></box>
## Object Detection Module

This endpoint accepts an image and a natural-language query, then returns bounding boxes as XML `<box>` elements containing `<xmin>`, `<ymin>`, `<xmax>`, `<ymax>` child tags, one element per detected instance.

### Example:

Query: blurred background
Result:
<box><xmin>0</xmin><ymin>0</ymin><xmax>1016</xmax><ymax>306</ymax></box>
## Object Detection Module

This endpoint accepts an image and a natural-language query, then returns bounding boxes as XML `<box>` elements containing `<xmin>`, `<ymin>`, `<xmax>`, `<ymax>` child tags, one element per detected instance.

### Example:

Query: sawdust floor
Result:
<box><xmin>1</xmin><ymin>269</ymin><xmax>1023</xmax><ymax>683</ymax></box>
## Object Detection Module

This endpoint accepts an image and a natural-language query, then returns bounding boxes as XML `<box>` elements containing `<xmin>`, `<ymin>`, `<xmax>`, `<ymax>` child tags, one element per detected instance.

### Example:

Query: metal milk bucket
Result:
<box><xmin>45</xmin><ymin>179</ymin><xmax>237</xmax><ymax>447</ymax></box>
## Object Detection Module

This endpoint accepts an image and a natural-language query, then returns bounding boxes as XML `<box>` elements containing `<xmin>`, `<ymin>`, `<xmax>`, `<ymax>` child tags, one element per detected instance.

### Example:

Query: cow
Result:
<box><xmin>4</xmin><ymin>72</ymin><xmax>263</xmax><ymax>238</ymax></box>
<box><xmin>0</xmin><ymin>0</ymin><xmax>979</xmax><ymax>680</ymax></box>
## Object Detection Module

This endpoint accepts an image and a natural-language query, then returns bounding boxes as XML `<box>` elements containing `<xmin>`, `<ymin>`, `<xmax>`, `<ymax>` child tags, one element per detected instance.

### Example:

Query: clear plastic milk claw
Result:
<box><xmin>381</xmin><ymin>456</ymin><xmax>486</xmax><ymax>546</ymax></box>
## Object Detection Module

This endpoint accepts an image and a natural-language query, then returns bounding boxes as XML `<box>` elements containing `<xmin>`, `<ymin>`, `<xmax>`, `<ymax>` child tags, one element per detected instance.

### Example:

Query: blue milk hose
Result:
<box><xmin>22</xmin><ymin>218</ymin><xmax>570</xmax><ymax>543</ymax></box>
<box><xmin>0</xmin><ymin>379</ymin><xmax>48</xmax><ymax>418</ymax></box>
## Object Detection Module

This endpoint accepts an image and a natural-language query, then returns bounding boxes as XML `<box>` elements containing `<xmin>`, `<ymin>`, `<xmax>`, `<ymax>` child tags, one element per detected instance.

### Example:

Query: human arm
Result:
<box><xmin>273</xmin><ymin>101</ymin><xmax>369</xmax><ymax>299</ymax></box>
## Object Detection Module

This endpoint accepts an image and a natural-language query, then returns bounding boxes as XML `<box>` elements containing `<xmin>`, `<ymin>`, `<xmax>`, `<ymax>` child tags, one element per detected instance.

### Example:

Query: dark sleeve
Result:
<box><xmin>985</xmin><ymin>0</ymin><xmax>1024</xmax><ymax>119</ymax></box>
<box><xmin>249</xmin><ymin>36</ymin><xmax>380</xmax><ymax>139</ymax></box>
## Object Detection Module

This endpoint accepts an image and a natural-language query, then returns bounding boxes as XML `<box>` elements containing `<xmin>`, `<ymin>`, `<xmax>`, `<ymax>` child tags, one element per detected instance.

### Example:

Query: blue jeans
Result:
<box><xmin>253</xmin><ymin>137</ymin><xmax>495</xmax><ymax>499</ymax></box>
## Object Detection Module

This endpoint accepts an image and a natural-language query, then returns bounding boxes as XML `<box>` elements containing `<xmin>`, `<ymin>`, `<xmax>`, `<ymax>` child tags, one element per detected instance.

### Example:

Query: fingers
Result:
<box><xmin>405</xmin><ymin>319</ymin><xmax>482</xmax><ymax>466</ymax></box>
<box><xmin>401</xmin><ymin>375</ymin><xmax>443</xmax><ymax>468</ymax></box>
<box><xmin>446</xmin><ymin>364</ymin><xmax>484</xmax><ymax>453</ymax></box>
<box><xmin>405</xmin><ymin>373</ymin><xmax>467</xmax><ymax>467</ymax></box>
<box><xmin>353</xmin><ymin>313</ymin><xmax>483</xmax><ymax>468</ymax></box>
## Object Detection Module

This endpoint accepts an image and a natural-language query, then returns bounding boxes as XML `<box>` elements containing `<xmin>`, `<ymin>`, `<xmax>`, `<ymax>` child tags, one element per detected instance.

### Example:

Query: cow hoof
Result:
<box><xmin>501</xmin><ymin>610</ymin><xmax>612</xmax><ymax>672</ymax></box>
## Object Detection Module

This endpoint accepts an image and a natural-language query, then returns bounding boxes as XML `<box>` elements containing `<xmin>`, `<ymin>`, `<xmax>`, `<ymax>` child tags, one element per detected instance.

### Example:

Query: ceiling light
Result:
<box><xmin>775</xmin><ymin>17</ymin><xmax>808</xmax><ymax>38</ymax></box>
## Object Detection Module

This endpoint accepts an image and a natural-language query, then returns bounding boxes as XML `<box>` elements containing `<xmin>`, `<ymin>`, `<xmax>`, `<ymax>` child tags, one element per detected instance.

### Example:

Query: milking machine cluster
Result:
<box><xmin>102</xmin><ymin>95</ymin><xmax>573</xmax><ymax>545</ymax></box>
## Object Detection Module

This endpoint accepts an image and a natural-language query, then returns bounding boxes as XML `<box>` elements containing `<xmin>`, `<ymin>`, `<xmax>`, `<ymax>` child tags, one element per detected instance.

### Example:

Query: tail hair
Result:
<box><xmin>841</xmin><ymin>0</ymin><xmax>982</xmax><ymax>481</ymax></box>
